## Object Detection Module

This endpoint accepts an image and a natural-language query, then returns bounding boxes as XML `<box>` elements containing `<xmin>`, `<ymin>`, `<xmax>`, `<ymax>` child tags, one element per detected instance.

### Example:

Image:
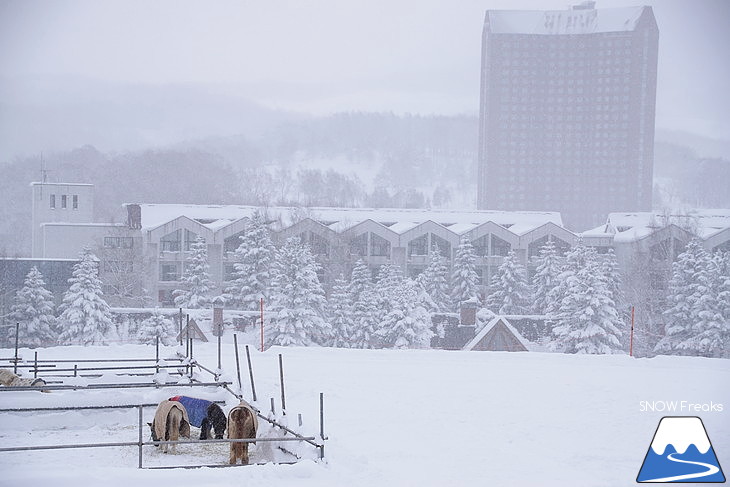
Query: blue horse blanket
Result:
<box><xmin>169</xmin><ymin>395</ymin><xmax>212</xmax><ymax>428</ymax></box>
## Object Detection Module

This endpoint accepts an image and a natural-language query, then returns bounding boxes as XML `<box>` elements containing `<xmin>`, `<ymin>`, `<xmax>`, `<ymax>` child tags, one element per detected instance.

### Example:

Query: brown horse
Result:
<box><xmin>150</xmin><ymin>400</ymin><xmax>191</xmax><ymax>454</ymax></box>
<box><xmin>228</xmin><ymin>402</ymin><xmax>258</xmax><ymax>464</ymax></box>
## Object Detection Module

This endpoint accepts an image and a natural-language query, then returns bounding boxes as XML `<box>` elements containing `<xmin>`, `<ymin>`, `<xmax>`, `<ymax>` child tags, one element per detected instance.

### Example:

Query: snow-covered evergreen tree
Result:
<box><xmin>531</xmin><ymin>240</ymin><xmax>562</xmax><ymax>315</ymax></box>
<box><xmin>376</xmin><ymin>278</ymin><xmax>434</xmax><ymax>349</ymax></box>
<box><xmin>10</xmin><ymin>266</ymin><xmax>57</xmax><ymax>347</ymax></box>
<box><xmin>601</xmin><ymin>248</ymin><xmax>623</xmax><ymax>308</ymax></box>
<box><xmin>348</xmin><ymin>260</ymin><xmax>379</xmax><ymax>349</ymax></box>
<box><xmin>58</xmin><ymin>248</ymin><xmax>113</xmax><ymax>345</ymax></box>
<box><xmin>222</xmin><ymin>210</ymin><xmax>275</xmax><ymax>310</ymax></box>
<box><xmin>551</xmin><ymin>254</ymin><xmax>624</xmax><ymax>354</ymax></box>
<box><xmin>350</xmin><ymin>287</ymin><xmax>380</xmax><ymax>349</ymax></box>
<box><xmin>716</xmin><ymin>252</ymin><xmax>730</xmax><ymax>358</ymax></box>
<box><xmin>686</xmin><ymin>256</ymin><xmax>727</xmax><ymax>358</ymax></box>
<box><xmin>137</xmin><ymin>308</ymin><xmax>174</xmax><ymax>345</ymax></box>
<box><xmin>451</xmin><ymin>236</ymin><xmax>480</xmax><ymax>309</ymax></box>
<box><xmin>655</xmin><ymin>239</ymin><xmax>708</xmax><ymax>355</ymax></box>
<box><xmin>348</xmin><ymin>259</ymin><xmax>372</xmax><ymax>302</ymax></box>
<box><xmin>376</xmin><ymin>263</ymin><xmax>404</xmax><ymax>295</ymax></box>
<box><xmin>416</xmin><ymin>245</ymin><xmax>451</xmax><ymax>312</ymax></box>
<box><xmin>485</xmin><ymin>250</ymin><xmax>532</xmax><ymax>315</ymax></box>
<box><xmin>546</xmin><ymin>240</ymin><xmax>594</xmax><ymax>321</ymax></box>
<box><xmin>173</xmin><ymin>236</ymin><xmax>215</xmax><ymax>309</ymax></box>
<box><xmin>267</xmin><ymin>237</ymin><xmax>330</xmax><ymax>347</ymax></box>
<box><xmin>327</xmin><ymin>276</ymin><xmax>355</xmax><ymax>348</ymax></box>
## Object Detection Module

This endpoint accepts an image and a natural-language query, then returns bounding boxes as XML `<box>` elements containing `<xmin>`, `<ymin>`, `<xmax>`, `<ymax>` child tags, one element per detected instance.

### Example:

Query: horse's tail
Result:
<box><xmin>167</xmin><ymin>407</ymin><xmax>182</xmax><ymax>443</ymax></box>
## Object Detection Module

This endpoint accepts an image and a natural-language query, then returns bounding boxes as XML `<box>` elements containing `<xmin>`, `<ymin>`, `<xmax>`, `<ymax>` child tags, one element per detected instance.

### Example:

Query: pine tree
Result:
<box><xmin>551</xmin><ymin>256</ymin><xmax>624</xmax><ymax>354</ymax></box>
<box><xmin>655</xmin><ymin>239</ymin><xmax>708</xmax><ymax>355</ymax></box>
<box><xmin>137</xmin><ymin>308</ymin><xmax>174</xmax><ymax>345</ymax></box>
<box><xmin>451</xmin><ymin>236</ymin><xmax>480</xmax><ymax>309</ymax></box>
<box><xmin>716</xmin><ymin>252</ymin><xmax>730</xmax><ymax>358</ymax></box>
<box><xmin>687</xmin><ymin>257</ymin><xmax>726</xmax><ymax>357</ymax></box>
<box><xmin>173</xmin><ymin>236</ymin><xmax>215</xmax><ymax>309</ymax></box>
<box><xmin>350</xmin><ymin>287</ymin><xmax>381</xmax><ymax>349</ymax></box>
<box><xmin>376</xmin><ymin>278</ymin><xmax>434</xmax><ymax>349</ymax></box>
<box><xmin>546</xmin><ymin>240</ymin><xmax>594</xmax><ymax>321</ymax></box>
<box><xmin>600</xmin><ymin>248</ymin><xmax>623</xmax><ymax>307</ymax></box>
<box><xmin>376</xmin><ymin>263</ymin><xmax>404</xmax><ymax>295</ymax></box>
<box><xmin>267</xmin><ymin>237</ymin><xmax>330</xmax><ymax>347</ymax></box>
<box><xmin>531</xmin><ymin>240</ymin><xmax>562</xmax><ymax>315</ymax></box>
<box><xmin>58</xmin><ymin>248</ymin><xmax>113</xmax><ymax>345</ymax></box>
<box><xmin>327</xmin><ymin>276</ymin><xmax>355</xmax><ymax>348</ymax></box>
<box><xmin>10</xmin><ymin>266</ymin><xmax>57</xmax><ymax>347</ymax></box>
<box><xmin>348</xmin><ymin>259</ymin><xmax>372</xmax><ymax>302</ymax></box>
<box><xmin>416</xmin><ymin>245</ymin><xmax>451</xmax><ymax>312</ymax></box>
<box><xmin>348</xmin><ymin>260</ymin><xmax>379</xmax><ymax>349</ymax></box>
<box><xmin>223</xmin><ymin>210</ymin><xmax>275</xmax><ymax>310</ymax></box>
<box><xmin>485</xmin><ymin>250</ymin><xmax>532</xmax><ymax>315</ymax></box>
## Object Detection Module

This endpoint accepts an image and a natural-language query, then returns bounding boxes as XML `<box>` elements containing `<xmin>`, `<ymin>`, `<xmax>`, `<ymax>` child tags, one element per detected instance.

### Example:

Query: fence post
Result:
<box><xmin>185</xmin><ymin>315</ymin><xmax>190</xmax><ymax>356</ymax></box>
<box><xmin>245</xmin><ymin>345</ymin><xmax>257</xmax><ymax>402</ymax></box>
<box><xmin>138</xmin><ymin>405</ymin><xmax>143</xmax><ymax>468</ymax></box>
<box><xmin>34</xmin><ymin>351</ymin><xmax>38</xmax><ymax>378</ymax></box>
<box><xmin>155</xmin><ymin>337</ymin><xmax>159</xmax><ymax>374</ymax></box>
<box><xmin>217</xmin><ymin>332</ymin><xmax>222</xmax><ymax>372</ymax></box>
<box><xmin>233</xmin><ymin>334</ymin><xmax>242</xmax><ymax>394</ymax></box>
<box><xmin>319</xmin><ymin>392</ymin><xmax>325</xmax><ymax>460</ymax></box>
<box><xmin>178</xmin><ymin>308</ymin><xmax>183</xmax><ymax>346</ymax></box>
<box><xmin>189</xmin><ymin>338</ymin><xmax>194</xmax><ymax>379</ymax></box>
<box><xmin>279</xmin><ymin>354</ymin><xmax>286</xmax><ymax>413</ymax></box>
<box><xmin>13</xmin><ymin>323</ymin><xmax>19</xmax><ymax>374</ymax></box>
<box><xmin>260</xmin><ymin>298</ymin><xmax>264</xmax><ymax>352</ymax></box>
<box><xmin>630</xmin><ymin>306</ymin><xmax>635</xmax><ymax>357</ymax></box>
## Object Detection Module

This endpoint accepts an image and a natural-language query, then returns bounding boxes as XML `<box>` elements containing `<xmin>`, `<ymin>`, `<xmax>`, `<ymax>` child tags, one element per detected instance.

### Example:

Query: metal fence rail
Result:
<box><xmin>0</xmin><ymin>436</ymin><xmax>317</xmax><ymax>453</ymax></box>
<box><xmin>0</xmin><ymin>401</ymin><xmax>225</xmax><ymax>413</ymax></box>
<box><xmin>0</xmin><ymin>381</ymin><xmax>230</xmax><ymax>392</ymax></box>
<box><xmin>0</xmin><ymin>333</ymin><xmax>327</xmax><ymax>468</ymax></box>
<box><xmin>0</xmin><ymin>404</ymin><xmax>324</xmax><ymax>469</ymax></box>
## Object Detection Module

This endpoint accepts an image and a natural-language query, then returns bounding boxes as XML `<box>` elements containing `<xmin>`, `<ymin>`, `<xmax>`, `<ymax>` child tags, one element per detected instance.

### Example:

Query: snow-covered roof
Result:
<box><xmin>132</xmin><ymin>204</ymin><xmax>563</xmax><ymax>237</ymax></box>
<box><xmin>605</xmin><ymin>210</ymin><xmax>730</xmax><ymax>243</ymax></box>
<box><xmin>30</xmin><ymin>181</ymin><xmax>93</xmax><ymax>187</ymax></box>
<box><xmin>463</xmin><ymin>316</ymin><xmax>531</xmax><ymax>352</ymax></box>
<box><xmin>485</xmin><ymin>6</ymin><xmax>648</xmax><ymax>35</ymax></box>
<box><xmin>40</xmin><ymin>223</ymin><xmax>125</xmax><ymax>227</ymax></box>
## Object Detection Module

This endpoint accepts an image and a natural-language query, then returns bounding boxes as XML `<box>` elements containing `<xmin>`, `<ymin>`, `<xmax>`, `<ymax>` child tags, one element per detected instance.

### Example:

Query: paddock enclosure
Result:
<box><xmin>0</xmin><ymin>336</ymin><xmax>326</xmax><ymax>469</ymax></box>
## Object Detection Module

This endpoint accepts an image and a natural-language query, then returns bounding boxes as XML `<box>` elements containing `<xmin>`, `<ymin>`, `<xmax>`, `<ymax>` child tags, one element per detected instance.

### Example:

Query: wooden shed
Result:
<box><xmin>462</xmin><ymin>316</ymin><xmax>529</xmax><ymax>352</ymax></box>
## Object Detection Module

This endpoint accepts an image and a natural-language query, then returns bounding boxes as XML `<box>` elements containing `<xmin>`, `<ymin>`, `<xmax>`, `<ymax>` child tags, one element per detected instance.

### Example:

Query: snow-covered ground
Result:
<box><xmin>1</xmin><ymin>336</ymin><xmax>728</xmax><ymax>487</ymax></box>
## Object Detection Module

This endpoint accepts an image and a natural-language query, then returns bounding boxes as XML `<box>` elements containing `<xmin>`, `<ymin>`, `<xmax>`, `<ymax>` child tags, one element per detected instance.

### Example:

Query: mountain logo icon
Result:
<box><xmin>637</xmin><ymin>416</ymin><xmax>725</xmax><ymax>483</ymax></box>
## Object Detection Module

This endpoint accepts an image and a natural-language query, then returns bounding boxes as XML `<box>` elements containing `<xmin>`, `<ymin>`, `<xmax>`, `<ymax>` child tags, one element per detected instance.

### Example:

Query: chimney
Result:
<box><xmin>460</xmin><ymin>298</ymin><xmax>479</xmax><ymax>326</ymax></box>
<box><xmin>126</xmin><ymin>204</ymin><xmax>142</xmax><ymax>230</ymax></box>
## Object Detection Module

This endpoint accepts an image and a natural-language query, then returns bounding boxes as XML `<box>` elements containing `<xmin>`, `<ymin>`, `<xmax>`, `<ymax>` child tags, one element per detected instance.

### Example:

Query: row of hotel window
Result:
<box><xmin>158</xmin><ymin>262</ymin><xmax>554</xmax><ymax>287</ymax></box>
<box><xmin>49</xmin><ymin>194</ymin><xmax>79</xmax><ymax>209</ymax></box>
<box><xmin>152</xmin><ymin>232</ymin><xmax>572</xmax><ymax>261</ymax></box>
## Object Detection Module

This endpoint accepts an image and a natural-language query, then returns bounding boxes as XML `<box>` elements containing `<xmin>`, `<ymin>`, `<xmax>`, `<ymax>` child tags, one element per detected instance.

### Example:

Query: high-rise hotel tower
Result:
<box><xmin>477</xmin><ymin>2</ymin><xmax>658</xmax><ymax>230</ymax></box>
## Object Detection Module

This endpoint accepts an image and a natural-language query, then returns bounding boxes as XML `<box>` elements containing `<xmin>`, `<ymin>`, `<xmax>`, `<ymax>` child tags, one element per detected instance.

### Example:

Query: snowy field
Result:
<box><xmin>1</xmin><ymin>338</ymin><xmax>728</xmax><ymax>487</ymax></box>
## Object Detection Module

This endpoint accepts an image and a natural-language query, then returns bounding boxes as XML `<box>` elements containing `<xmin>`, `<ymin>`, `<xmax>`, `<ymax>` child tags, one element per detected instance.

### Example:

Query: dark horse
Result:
<box><xmin>168</xmin><ymin>395</ymin><xmax>227</xmax><ymax>439</ymax></box>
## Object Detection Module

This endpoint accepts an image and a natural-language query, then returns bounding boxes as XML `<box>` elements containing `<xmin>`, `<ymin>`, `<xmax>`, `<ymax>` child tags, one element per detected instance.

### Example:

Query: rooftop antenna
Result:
<box><xmin>39</xmin><ymin>153</ymin><xmax>47</xmax><ymax>200</ymax></box>
<box><xmin>40</xmin><ymin>152</ymin><xmax>49</xmax><ymax>183</ymax></box>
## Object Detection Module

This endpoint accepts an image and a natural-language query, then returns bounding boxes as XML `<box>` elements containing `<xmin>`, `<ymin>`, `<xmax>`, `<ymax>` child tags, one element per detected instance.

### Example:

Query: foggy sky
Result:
<box><xmin>1</xmin><ymin>0</ymin><xmax>728</xmax><ymax>141</ymax></box>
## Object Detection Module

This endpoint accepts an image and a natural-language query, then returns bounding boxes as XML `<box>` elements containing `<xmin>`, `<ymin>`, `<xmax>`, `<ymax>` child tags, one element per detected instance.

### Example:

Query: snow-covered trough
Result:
<box><xmin>0</xmin><ymin>342</ymin><xmax>326</xmax><ymax>469</ymax></box>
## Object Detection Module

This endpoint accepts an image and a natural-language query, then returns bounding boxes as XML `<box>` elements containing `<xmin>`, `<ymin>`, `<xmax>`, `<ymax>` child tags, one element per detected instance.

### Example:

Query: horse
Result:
<box><xmin>0</xmin><ymin>368</ymin><xmax>47</xmax><ymax>388</ymax></box>
<box><xmin>149</xmin><ymin>400</ymin><xmax>191</xmax><ymax>454</ymax></box>
<box><xmin>228</xmin><ymin>401</ymin><xmax>258</xmax><ymax>465</ymax></box>
<box><xmin>168</xmin><ymin>395</ymin><xmax>227</xmax><ymax>439</ymax></box>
